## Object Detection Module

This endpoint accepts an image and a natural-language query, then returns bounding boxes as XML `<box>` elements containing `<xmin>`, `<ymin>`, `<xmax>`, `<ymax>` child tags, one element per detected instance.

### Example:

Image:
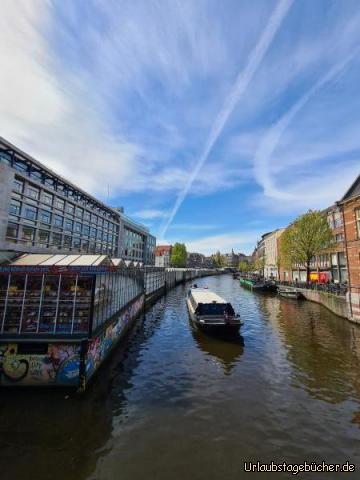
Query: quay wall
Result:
<box><xmin>296</xmin><ymin>288</ymin><xmax>349</xmax><ymax>320</ymax></box>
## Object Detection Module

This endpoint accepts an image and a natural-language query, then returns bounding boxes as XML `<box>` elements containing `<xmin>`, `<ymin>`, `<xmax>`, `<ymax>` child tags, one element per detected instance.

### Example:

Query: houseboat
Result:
<box><xmin>239</xmin><ymin>277</ymin><xmax>277</xmax><ymax>293</ymax></box>
<box><xmin>186</xmin><ymin>287</ymin><xmax>241</xmax><ymax>334</ymax></box>
<box><xmin>0</xmin><ymin>254</ymin><xmax>144</xmax><ymax>390</ymax></box>
<box><xmin>278</xmin><ymin>287</ymin><xmax>304</xmax><ymax>300</ymax></box>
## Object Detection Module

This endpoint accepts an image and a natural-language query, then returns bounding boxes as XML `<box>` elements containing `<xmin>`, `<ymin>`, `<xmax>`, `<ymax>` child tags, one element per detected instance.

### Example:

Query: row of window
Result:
<box><xmin>14</xmin><ymin>178</ymin><xmax>117</xmax><ymax>229</ymax></box>
<box><xmin>9</xmin><ymin>200</ymin><xmax>118</xmax><ymax>242</ymax></box>
<box><xmin>6</xmin><ymin>223</ymin><xmax>116</xmax><ymax>254</ymax></box>
<box><xmin>0</xmin><ymin>152</ymin><xmax>117</xmax><ymax>219</ymax></box>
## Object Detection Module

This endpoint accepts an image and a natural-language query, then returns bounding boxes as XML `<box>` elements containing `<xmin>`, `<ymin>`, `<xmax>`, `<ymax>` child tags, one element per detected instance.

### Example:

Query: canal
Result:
<box><xmin>1</xmin><ymin>274</ymin><xmax>360</xmax><ymax>479</ymax></box>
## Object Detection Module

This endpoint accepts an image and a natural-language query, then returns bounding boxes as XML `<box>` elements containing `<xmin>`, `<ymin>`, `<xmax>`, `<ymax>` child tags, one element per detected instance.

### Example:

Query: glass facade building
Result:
<box><xmin>0</xmin><ymin>137</ymin><xmax>155</xmax><ymax>264</ymax></box>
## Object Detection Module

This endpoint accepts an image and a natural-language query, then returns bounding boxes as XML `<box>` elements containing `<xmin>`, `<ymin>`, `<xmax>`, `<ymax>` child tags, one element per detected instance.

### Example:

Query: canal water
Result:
<box><xmin>1</xmin><ymin>274</ymin><xmax>360</xmax><ymax>479</ymax></box>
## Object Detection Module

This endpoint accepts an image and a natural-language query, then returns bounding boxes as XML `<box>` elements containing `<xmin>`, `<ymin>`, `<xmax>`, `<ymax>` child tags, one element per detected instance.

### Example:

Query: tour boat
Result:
<box><xmin>186</xmin><ymin>286</ymin><xmax>241</xmax><ymax>334</ymax></box>
<box><xmin>278</xmin><ymin>287</ymin><xmax>304</xmax><ymax>300</ymax></box>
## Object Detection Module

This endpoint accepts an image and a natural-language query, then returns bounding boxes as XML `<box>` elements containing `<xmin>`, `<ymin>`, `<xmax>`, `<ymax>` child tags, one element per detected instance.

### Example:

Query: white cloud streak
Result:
<box><xmin>159</xmin><ymin>0</ymin><xmax>294</xmax><ymax>238</ymax></box>
<box><xmin>253</xmin><ymin>48</ymin><xmax>360</xmax><ymax>203</ymax></box>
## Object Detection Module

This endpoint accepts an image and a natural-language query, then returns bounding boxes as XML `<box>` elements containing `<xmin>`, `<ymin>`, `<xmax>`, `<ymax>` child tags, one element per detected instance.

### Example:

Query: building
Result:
<box><xmin>0</xmin><ymin>137</ymin><xmax>155</xmax><ymax>264</ymax></box>
<box><xmin>278</xmin><ymin>206</ymin><xmax>347</xmax><ymax>283</ymax></box>
<box><xmin>338</xmin><ymin>175</ymin><xmax>360</xmax><ymax>323</ymax></box>
<box><xmin>186</xmin><ymin>252</ymin><xmax>215</xmax><ymax>268</ymax></box>
<box><xmin>263</xmin><ymin>228</ymin><xmax>285</xmax><ymax>279</ymax></box>
<box><xmin>155</xmin><ymin>245</ymin><xmax>172</xmax><ymax>267</ymax></box>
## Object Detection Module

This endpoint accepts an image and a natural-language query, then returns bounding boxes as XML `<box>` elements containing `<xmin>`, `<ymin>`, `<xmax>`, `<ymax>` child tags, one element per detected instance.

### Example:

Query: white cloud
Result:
<box><xmin>133</xmin><ymin>209</ymin><xmax>168</xmax><ymax>220</ymax></box>
<box><xmin>161</xmin><ymin>0</ymin><xmax>294</xmax><ymax>237</ymax></box>
<box><xmin>180</xmin><ymin>231</ymin><xmax>264</xmax><ymax>256</ymax></box>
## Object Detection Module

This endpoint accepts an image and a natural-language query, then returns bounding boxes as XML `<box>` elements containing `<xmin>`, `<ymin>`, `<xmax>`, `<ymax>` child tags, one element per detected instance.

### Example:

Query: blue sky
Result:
<box><xmin>1</xmin><ymin>0</ymin><xmax>360</xmax><ymax>254</ymax></box>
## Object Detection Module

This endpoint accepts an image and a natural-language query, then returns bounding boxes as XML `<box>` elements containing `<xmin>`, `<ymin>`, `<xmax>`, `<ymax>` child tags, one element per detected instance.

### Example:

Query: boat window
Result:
<box><xmin>196</xmin><ymin>303</ymin><xmax>234</xmax><ymax>316</ymax></box>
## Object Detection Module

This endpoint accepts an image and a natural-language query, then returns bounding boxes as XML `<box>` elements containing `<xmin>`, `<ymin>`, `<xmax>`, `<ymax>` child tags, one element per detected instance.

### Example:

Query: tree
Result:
<box><xmin>238</xmin><ymin>261</ymin><xmax>249</xmax><ymax>272</ymax></box>
<box><xmin>254</xmin><ymin>255</ymin><xmax>266</xmax><ymax>277</ymax></box>
<box><xmin>213</xmin><ymin>251</ymin><xmax>225</xmax><ymax>268</ymax></box>
<box><xmin>280</xmin><ymin>210</ymin><xmax>333</xmax><ymax>283</ymax></box>
<box><xmin>170</xmin><ymin>243</ymin><xmax>187</xmax><ymax>267</ymax></box>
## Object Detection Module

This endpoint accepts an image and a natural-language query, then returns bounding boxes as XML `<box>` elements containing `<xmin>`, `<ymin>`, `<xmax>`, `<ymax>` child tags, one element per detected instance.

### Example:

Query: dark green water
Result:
<box><xmin>1</xmin><ymin>275</ymin><xmax>360</xmax><ymax>479</ymax></box>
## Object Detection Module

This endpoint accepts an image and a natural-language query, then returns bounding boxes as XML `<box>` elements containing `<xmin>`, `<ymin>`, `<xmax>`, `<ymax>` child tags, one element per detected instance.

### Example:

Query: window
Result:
<box><xmin>82</xmin><ymin>225</ymin><xmax>90</xmax><ymax>236</ymax></box>
<box><xmin>64</xmin><ymin>235</ymin><xmax>72</xmax><ymax>249</ymax></box>
<box><xmin>91</xmin><ymin>214</ymin><xmax>97</xmax><ymax>224</ymax></box>
<box><xmin>43</xmin><ymin>192</ymin><xmax>53</xmax><ymax>205</ymax></box>
<box><xmin>38</xmin><ymin>230</ymin><xmax>49</xmax><ymax>246</ymax></box>
<box><xmin>14</xmin><ymin>159</ymin><xmax>27</xmax><ymax>172</ymax></box>
<box><xmin>13</xmin><ymin>178</ymin><xmax>23</xmax><ymax>193</ymax></box>
<box><xmin>74</xmin><ymin>222</ymin><xmax>82</xmax><ymax>234</ymax></box>
<box><xmin>90</xmin><ymin>227</ymin><xmax>96</xmax><ymax>238</ymax></box>
<box><xmin>24</xmin><ymin>204</ymin><xmax>37</xmax><ymax>221</ymax></box>
<box><xmin>356</xmin><ymin>209</ymin><xmax>360</xmax><ymax>237</ymax></box>
<box><xmin>21</xmin><ymin>226</ymin><xmax>35</xmax><ymax>244</ymax></box>
<box><xmin>66</xmin><ymin>203</ymin><xmax>75</xmax><ymax>214</ymax></box>
<box><xmin>6</xmin><ymin>222</ymin><xmax>18</xmax><ymax>240</ymax></box>
<box><xmin>83</xmin><ymin>211</ymin><xmax>91</xmax><ymax>222</ymax></box>
<box><xmin>54</xmin><ymin>214</ymin><xmax>63</xmax><ymax>228</ymax></box>
<box><xmin>29</xmin><ymin>169</ymin><xmax>42</xmax><ymax>182</ymax></box>
<box><xmin>52</xmin><ymin>233</ymin><xmax>62</xmax><ymax>247</ymax></box>
<box><xmin>27</xmin><ymin>185</ymin><xmax>39</xmax><ymax>200</ymax></box>
<box><xmin>75</xmin><ymin>207</ymin><xmax>83</xmax><ymax>218</ymax></box>
<box><xmin>64</xmin><ymin>219</ymin><xmax>73</xmax><ymax>231</ymax></box>
<box><xmin>73</xmin><ymin>237</ymin><xmax>81</xmax><ymax>250</ymax></box>
<box><xmin>44</xmin><ymin>177</ymin><xmax>55</xmax><ymax>189</ymax></box>
<box><xmin>9</xmin><ymin>199</ymin><xmax>21</xmax><ymax>216</ymax></box>
<box><xmin>335</xmin><ymin>233</ymin><xmax>344</xmax><ymax>242</ymax></box>
<box><xmin>40</xmin><ymin>210</ymin><xmax>51</xmax><ymax>224</ymax></box>
<box><xmin>55</xmin><ymin>198</ymin><xmax>65</xmax><ymax>210</ymax></box>
<box><xmin>81</xmin><ymin>239</ymin><xmax>89</xmax><ymax>252</ymax></box>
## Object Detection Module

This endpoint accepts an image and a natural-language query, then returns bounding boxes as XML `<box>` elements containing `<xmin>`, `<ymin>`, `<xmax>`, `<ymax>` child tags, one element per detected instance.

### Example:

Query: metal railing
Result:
<box><xmin>277</xmin><ymin>280</ymin><xmax>348</xmax><ymax>296</ymax></box>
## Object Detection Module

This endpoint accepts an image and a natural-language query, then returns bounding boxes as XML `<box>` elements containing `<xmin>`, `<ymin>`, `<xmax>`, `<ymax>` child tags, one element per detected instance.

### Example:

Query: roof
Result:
<box><xmin>155</xmin><ymin>245</ymin><xmax>172</xmax><ymax>256</ymax></box>
<box><xmin>339</xmin><ymin>174</ymin><xmax>360</xmax><ymax>203</ymax></box>
<box><xmin>190</xmin><ymin>288</ymin><xmax>227</xmax><ymax>304</ymax></box>
<box><xmin>10</xmin><ymin>254</ymin><xmax>110</xmax><ymax>267</ymax></box>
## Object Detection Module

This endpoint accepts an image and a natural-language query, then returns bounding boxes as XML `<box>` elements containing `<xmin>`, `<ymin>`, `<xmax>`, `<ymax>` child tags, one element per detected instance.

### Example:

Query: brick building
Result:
<box><xmin>338</xmin><ymin>175</ymin><xmax>360</xmax><ymax>323</ymax></box>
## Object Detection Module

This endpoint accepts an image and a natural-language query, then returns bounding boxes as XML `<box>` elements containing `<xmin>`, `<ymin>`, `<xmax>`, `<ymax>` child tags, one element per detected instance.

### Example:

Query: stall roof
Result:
<box><xmin>10</xmin><ymin>254</ymin><xmax>111</xmax><ymax>267</ymax></box>
<box><xmin>111</xmin><ymin>258</ymin><xmax>125</xmax><ymax>266</ymax></box>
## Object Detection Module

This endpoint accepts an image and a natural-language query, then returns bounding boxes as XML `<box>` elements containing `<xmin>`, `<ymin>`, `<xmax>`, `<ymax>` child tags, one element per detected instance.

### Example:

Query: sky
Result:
<box><xmin>1</xmin><ymin>0</ymin><xmax>360</xmax><ymax>255</ymax></box>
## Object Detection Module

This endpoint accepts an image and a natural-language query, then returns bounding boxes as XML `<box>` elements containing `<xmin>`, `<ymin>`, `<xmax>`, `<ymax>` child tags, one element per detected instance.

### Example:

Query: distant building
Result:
<box><xmin>0</xmin><ymin>136</ymin><xmax>156</xmax><ymax>265</ymax></box>
<box><xmin>264</xmin><ymin>228</ymin><xmax>285</xmax><ymax>279</ymax></box>
<box><xmin>155</xmin><ymin>245</ymin><xmax>172</xmax><ymax>267</ymax></box>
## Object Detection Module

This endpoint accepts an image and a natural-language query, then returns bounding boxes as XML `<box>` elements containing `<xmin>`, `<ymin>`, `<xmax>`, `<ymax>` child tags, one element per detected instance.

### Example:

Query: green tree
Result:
<box><xmin>280</xmin><ymin>210</ymin><xmax>333</xmax><ymax>283</ymax></box>
<box><xmin>170</xmin><ymin>243</ymin><xmax>187</xmax><ymax>267</ymax></box>
<box><xmin>213</xmin><ymin>251</ymin><xmax>225</xmax><ymax>267</ymax></box>
<box><xmin>254</xmin><ymin>255</ymin><xmax>266</xmax><ymax>276</ymax></box>
<box><xmin>238</xmin><ymin>261</ymin><xmax>249</xmax><ymax>272</ymax></box>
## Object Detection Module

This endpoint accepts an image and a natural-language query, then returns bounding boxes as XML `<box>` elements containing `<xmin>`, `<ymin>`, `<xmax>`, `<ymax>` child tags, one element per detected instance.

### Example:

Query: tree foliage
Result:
<box><xmin>213</xmin><ymin>251</ymin><xmax>225</xmax><ymax>267</ymax></box>
<box><xmin>238</xmin><ymin>261</ymin><xmax>250</xmax><ymax>272</ymax></box>
<box><xmin>280</xmin><ymin>210</ymin><xmax>333</xmax><ymax>282</ymax></box>
<box><xmin>254</xmin><ymin>255</ymin><xmax>266</xmax><ymax>275</ymax></box>
<box><xmin>170</xmin><ymin>243</ymin><xmax>187</xmax><ymax>267</ymax></box>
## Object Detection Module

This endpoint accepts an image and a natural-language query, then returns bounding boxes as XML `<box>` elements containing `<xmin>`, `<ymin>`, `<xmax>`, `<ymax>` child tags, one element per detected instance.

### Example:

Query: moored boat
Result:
<box><xmin>186</xmin><ymin>287</ymin><xmax>241</xmax><ymax>334</ymax></box>
<box><xmin>278</xmin><ymin>287</ymin><xmax>304</xmax><ymax>300</ymax></box>
<box><xmin>239</xmin><ymin>277</ymin><xmax>277</xmax><ymax>293</ymax></box>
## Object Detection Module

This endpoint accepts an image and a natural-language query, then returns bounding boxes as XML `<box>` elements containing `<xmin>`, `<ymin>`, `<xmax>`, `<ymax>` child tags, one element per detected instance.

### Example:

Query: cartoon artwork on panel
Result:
<box><xmin>86</xmin><ymin>295</ymin><xmax>144</xmax><ymax>379</ymax></box>
<box><xmin>0</xmin><ymin>343</ymin><xmax>80</xmax><ymax>386</ymax></box>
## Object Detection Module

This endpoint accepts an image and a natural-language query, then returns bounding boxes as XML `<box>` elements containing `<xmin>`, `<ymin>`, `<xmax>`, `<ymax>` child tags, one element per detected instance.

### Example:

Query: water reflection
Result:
<box><xmin>1</xmin><ymin>276</ymin><xmax>360</xmax><ymax>480</ymax></box>
<box><xmin>277</xmin><ymin>299</ymin><xmax>360</xmax><ymax>404</ymax></box>
<box><xmin>190</xmin><ymin>326</ymin><xmax>244</xmax><ymax>375</ymax></box>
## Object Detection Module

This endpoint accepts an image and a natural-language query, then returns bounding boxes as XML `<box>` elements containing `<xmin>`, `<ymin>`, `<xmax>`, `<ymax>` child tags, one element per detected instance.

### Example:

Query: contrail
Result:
<box><xmin>253</xmin><ymin>47</ymin><xmax>360</xmax><ymax>201</ymax></box>
<box><xmin>159</xmin><ymin>0</ymin><xmax>294</xmax><ymax>238</ymax></box>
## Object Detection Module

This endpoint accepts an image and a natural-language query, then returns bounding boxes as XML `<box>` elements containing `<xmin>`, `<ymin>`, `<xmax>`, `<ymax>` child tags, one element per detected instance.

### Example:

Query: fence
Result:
<box><xmin>278</xmin><ymin>280</ymin><xmax>348</xmax><ymax>297</ymax></box>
